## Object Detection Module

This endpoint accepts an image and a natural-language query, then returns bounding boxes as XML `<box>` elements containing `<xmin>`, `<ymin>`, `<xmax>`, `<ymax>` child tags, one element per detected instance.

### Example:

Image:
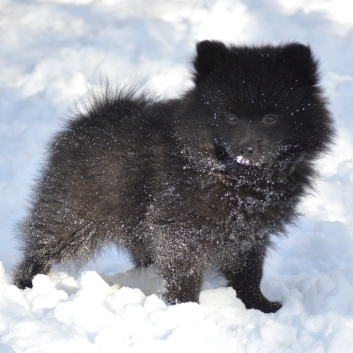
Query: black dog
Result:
<box><xmin>14</xmin><ymin>41</ymin><xmax>334</xmax><ymax>313</ymax></box>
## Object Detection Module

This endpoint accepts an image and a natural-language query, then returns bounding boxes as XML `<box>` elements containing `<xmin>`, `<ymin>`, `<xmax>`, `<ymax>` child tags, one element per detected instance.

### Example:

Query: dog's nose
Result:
<box><xmin>238</xmin><ymin>143</ymin><xmax>255</xmax><ymax>159</ymax></box>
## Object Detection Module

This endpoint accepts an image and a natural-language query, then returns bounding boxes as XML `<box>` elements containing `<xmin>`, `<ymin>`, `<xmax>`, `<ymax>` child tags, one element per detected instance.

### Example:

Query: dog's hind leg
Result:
<box><xmin>13</xmin><ymin>216</ymin><xmax>100</xmax><ymax>289</ymax></box>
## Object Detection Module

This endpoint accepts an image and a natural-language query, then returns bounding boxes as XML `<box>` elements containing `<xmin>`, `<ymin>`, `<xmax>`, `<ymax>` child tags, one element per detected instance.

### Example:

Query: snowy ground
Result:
<box><xmin>1</xmin><ymin>0</ymin><xmax>353</xmax><ymax>352</ymax></box>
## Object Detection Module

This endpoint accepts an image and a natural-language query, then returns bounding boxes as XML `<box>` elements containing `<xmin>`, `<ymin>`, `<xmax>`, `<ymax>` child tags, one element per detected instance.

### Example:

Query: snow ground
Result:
<box><xmin>1</xmin><ymin>0</ymin><xmax>353</xmax><ymax>352</ymax></box>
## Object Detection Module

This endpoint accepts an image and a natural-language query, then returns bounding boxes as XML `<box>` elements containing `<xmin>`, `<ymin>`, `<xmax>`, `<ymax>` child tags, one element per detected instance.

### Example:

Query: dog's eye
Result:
<box><xmin>226</xmin><ymin>114</ymin><xmax>238</xmax><ymax>124</ymax></box>
<box><xmin>263</xmin><ymin>115</ymin><xmax>279</xmax><ymax>125</ymax></box>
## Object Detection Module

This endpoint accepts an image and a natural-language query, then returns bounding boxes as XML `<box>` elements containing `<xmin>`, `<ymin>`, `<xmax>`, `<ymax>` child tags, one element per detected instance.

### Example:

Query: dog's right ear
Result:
<box><xmin>281</xmin><ymin>43</ymin><xmax>319</xmax><ymax>85</ymax></box>
<box><xmin>193</xmin><ymin>40</ymin><xmax>227</xmax><ymax>84</ymax></box>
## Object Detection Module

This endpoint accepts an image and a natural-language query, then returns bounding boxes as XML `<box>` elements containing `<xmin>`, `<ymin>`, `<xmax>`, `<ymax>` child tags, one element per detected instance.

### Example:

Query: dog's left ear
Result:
<box><xmin>193</xmin><ymin>40</ymin><xmax>227</xmax><ymax>84</ymax></box>
<box><xmin>282</xmin><ymin>43</ymin><xmax>319</xmax><ymax>85</ymax></box>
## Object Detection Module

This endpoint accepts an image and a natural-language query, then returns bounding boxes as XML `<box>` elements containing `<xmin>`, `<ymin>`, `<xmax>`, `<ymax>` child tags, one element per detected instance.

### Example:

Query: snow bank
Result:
<box><xmin>1</xmin><ymin>243</ymin><xmax>353</xmax><ymax>353</ymax></box>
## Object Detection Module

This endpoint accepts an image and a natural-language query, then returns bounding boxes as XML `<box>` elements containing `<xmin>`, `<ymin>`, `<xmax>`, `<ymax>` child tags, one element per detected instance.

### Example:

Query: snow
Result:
<box><xmin>1</xmin><ymin>0</ymin><xmax>353</xmax><ymax>351</ymax></box>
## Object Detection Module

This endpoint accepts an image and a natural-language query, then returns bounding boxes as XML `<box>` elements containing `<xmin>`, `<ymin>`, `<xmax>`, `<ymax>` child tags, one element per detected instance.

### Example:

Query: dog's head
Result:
<box><xmin>190</xmin><ymin>40</ymin><xmax>334</xmax><ymax>167</ymax></box>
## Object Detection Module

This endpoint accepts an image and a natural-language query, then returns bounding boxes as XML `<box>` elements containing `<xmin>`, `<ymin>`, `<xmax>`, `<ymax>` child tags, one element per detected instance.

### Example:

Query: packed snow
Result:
<box><xmin>1</xmin><ymin>0</ymin><xmax>353</xmax><ymax>352</ymax></box>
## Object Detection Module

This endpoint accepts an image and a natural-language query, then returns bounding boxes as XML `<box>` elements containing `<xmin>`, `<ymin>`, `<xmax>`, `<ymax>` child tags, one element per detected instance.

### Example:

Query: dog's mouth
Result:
<box><xmin>235</xmin><ymin>156</ymin><xmax>250</xmax><ymax>165</ymax></box>
<box><xmin>215</xmin><ymin>144</ymin><xmax>251</xmax><ymax>168</ymax></box>
<box><xmin>214</xmin><ymin>144</ymin><xmax>269</xmax><ymax>168</ymax></box>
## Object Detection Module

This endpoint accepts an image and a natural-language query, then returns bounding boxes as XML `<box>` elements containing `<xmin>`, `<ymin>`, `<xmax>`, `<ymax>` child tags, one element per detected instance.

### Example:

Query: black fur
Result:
<box><xmin>13</xmin><ymin>41</ymin><xmax>334</xmax><ymax>313</ymax></box>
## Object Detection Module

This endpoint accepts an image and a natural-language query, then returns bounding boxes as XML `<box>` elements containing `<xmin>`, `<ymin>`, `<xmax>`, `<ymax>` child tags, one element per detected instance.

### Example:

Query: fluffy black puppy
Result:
<box><xmin>13</xmin><ymin>41</ymin><xmax>334</xmax><ymax>313</ymax></box>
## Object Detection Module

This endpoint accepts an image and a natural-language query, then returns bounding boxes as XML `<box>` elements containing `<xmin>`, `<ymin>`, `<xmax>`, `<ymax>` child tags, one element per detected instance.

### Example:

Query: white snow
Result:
<box><xmin>235</xmin><ymin>156</ymin><xmax>250</xmax><ymax>164</ymax></box>
<box><xmin>1</xmin><ymin>0</ymin><xmax>353</xmax><ymax>352</ymax></box>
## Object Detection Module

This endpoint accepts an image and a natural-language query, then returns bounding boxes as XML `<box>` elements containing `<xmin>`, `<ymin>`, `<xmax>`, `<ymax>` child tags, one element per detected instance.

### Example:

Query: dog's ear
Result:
<box><xmin>193</xmin><ymin>40</ymin><xmax>227</xmax><ymax>83</ymax></box>
<box><xmin>282</xmin><ymin>43</ymin><xmax>319</xmax><ymax>85</ymax></box>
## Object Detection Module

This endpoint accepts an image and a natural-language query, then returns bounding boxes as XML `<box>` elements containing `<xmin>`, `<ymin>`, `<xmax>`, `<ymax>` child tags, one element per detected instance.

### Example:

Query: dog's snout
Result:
<box><xmin>238</xmin><ymin>143</ymin><xmax>255</xmax><ymax>159</ymax></box>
